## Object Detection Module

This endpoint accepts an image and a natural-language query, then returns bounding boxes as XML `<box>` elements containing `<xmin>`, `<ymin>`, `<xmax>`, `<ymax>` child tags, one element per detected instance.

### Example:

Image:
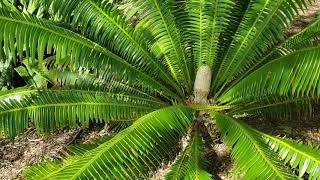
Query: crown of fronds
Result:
<box><xmin>1</xmin><ymin>0</ymin><xmax>320</xmax><ymax>179</ymax></box>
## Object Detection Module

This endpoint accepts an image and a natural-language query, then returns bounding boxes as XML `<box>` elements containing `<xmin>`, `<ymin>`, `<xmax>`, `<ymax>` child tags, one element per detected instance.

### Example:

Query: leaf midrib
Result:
<box><xmin>0</xmin><ymin>101</ymin><xmax>154</xmax><ymax>115</ymax></box>
<box><xmin>231</xmin><ymin>117</ymin><xmax>286</xmax><ymax>179</ymax></box>
<box><xmin>222</xmin><ymin>0</ymin><xmax>277</xmax><ymax>80</ymax></box>
<box><xmin>0</xmin><ymin>15</ymin><xmax>120</xmax><ymax>60</ymax></box>
<box><xmin>0</xmin><ymin>89</ymin><xmax>166</xmax><ymax>105</ymax></box>
<box><xmin>232</xmin><ymin>96</ymin><xmax>315</xmax><ymax>113</ymax></box>
<box><xmin>219</xmin><ymin>19</ymin><xmax>320</xmax><ymax>95</ymax></box>
<box><xmin>216</xmin><ymin>0</ymin><xmax>286</xmax><ymax>97</ymax></box>
<box><xmin>0</xmin><ymin>13</ymin><xmax>181</xmax><ymax>101</ymax></box>
<box><xmin>193</xmin><ymin>131</ymin><xmax>201</xmax><ymax>180</ymax></box>
<box><xmin>152</xmin><ymin>0</ymin><xmax>191</xmax><ymax>90</ymax></box>
<box><xmin>171</xmin><ymin>139</ymin><xmax>193</xmax><ymax>179</ymax></box>
<box><xmin>86</xmin><ymin>0</ymin><xmax>181</xmax><ymax>95</ymax></box>
<box><xmin>43</xmin><ymin>107</ymin><xmax>187</xmax><ymax>179</ymax></box>
<box><xmin>206</xmin><ymin>0</ymin><xmax>219</xmax><ymax>67</ymax></box>
<box><xmin>198</xmin><ymin>0</ymin><xmax>204</xmax><ymax>68</ymax></box>
<box><xmin>261</xmin><ymin>132</ymin><xmax>320</xmax><ymax>166</ymax></box>
<box><xmin>219</xmin><ymin>47</ymin><xmax>320</xmax><ymax>103</ymax></box>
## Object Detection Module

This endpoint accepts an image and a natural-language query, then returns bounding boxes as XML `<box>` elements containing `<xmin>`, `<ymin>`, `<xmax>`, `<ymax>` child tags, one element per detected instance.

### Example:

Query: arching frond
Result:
<box><xmin>262</xmin><ymin>133</ymin><xmax>320</xmax><ymax>179</ymax></box>
<box><xmin>165</xmin><ymin>125</ymin><xmax>212</xmax><ymax>180</ymax></box>
<box><xmin>129</xmin><ymin>0</ymin><xmax>192</xmax><ymax>92</ymax></box>
<box><xmin>276</xmin><ymin>18</ymin><xmax>320</xmax><ymax>57</ymax></box>
<box><xmin>186</xmin><ymin>0</ymin><xmax>233</xmax><ymax>69</ymax></box>
<box><xmin>230</xmin><ymin>96</ymin><xmax>317</xmax><ymax>121</ymax></box>
<box><xmin>1</xmin><ymin>0</ymin><xmax>320</xmax><ymax>179</ymax></box>
<box><xmin>50</xmin><ymin>68</ymin><xmax>164</xmax><ymax>101</ymax></box>
<box><xmin>220</xmin><ymin>47</ymin><xmax>320</xmax><ymax>104</ymax></box>
<box><xmin>0</xmin><ymin>88</ymin><xmax>164</xmax><ymax>138</ymax></box>
<box><xmin>23</xmin><ymin>134</ymin><xmax>116</xmax><ymax>179</ymax></box>
<box><xmin>211</xmin><ymin>112</ymin><xmax>297</xmax><ymax>179</ymax></box>
<box><xmin>218</xmin><ymin>17</ymin><xmax>320</xmax><ymax>93</ymax></box>
<box><xmin>166</xmin><ymin>0</ymin><xmax>194</xmax><ymax>79</ymax></box>
<box><xmin>0</xmin><ymin>8</ymin><xmax>181</xmax><ymax>101</ymax></box>
<box><xmin>213</xmin><ymin>0</ymin><xmax>313</xmax><ymax>96</ymax></box>
<box><xmin>46</xmin><ymin>0</ymin><xmax>182</xmax><ymax>96</ymax></box>
<box><xmin>209</xmin><ymin>0</ymin><xmax>250</xmax><ymax>93</ymax></box>
<box><xmin>23</xmin><ymin>106</ymin><xmax>195</xmax><ymax>179</ymax></box>
<box><xmin>253</xmin><ymin>17</ymin><xmax>320</xmax><ymax>75</ymax></box>
<box><xmin>23</xmin><ymin>134</ymin><xmax>119</xmax><ymax>179</ymax></box>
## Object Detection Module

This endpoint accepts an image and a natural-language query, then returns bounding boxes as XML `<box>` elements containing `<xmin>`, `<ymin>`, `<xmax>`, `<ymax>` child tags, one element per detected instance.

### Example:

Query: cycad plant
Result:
<box><xmin>1</xmin><ymin>0</ymin><xmax>320</xmax><ymax>179</ymax></box>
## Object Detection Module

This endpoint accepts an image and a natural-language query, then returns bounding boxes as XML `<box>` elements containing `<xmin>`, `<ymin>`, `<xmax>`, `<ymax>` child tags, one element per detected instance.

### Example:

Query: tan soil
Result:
<box><xmin>0</xmin><ymin>123</ymin><xmax>107</xmax><ymax>180</ymax></box>
<box><xmin>286</xmin><ymin>0</ymin><xmax>320</xmax><ymax>36</ymax></box>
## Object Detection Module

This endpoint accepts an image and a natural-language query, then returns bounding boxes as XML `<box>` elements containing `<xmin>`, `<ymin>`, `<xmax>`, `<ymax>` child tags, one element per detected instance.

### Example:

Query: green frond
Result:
<box><xmin>220</xmin><ymin>47</ymin><xmax>320</xmax><ymax>104</ymax></box>
<box><xmin>230</xmin><ymin>96</ymin><xmax>317</xmax><ymax>120</ymax></box>
<box><xmin>23</xmin><ymin>134</ymin><xmax>115</xmax><ymax>179</ymax></box>
<box><xmin>213</xmin><ymin>0</ymin><xmax>313</xmax><ymax>96</ymax></box>
<box><xmin>0</xmin><ymin>0</ymin><xmax>17</xmax><ymax>11</ymax></box>
<box><xmin>211</xmin><ymin>112</ymin><xmax>297</xmax><ymax>179</ymax></box>
<box><xmin>50</xmin><ymin>68</ymin><xmax>164</xmax><ymax>102</ymax></box>
<box><xmin>117</xmin><ymin>0</ymin><xmax>139</xmax><ymax>21</ymax></box>
<box><xmin>0</xmin><ymin>8</ymin><xmax>181</xmax><ymax>101</ymax></box>
<box><xmin>14</xmin><ymin>65</ymin><xmax>37</xmax><ymax>86</ymax></box>
<box><xmin>262</xmin><ymin>133</ymin><xmax>320</xmax><ymax>179</ymax></box>
<box><xmin>19</xmin><ymin>0</ymin><xmax>45</xmax><ymax>15</ymax></box>
<box><xmin>0</xmin><ymin>88</ymin><xmax>164</xmax><ymax>138</ymax></box>
<box><xmin>165</xmin><ymin>0</ymin><xmax>195</xmax><ymax>79</ymax></box>
<box><xmin>190</xmin><ymin>104</ymin><xmax>233</xmax><ymax>112</ymax></box>
<box><xmin>1</xmin><ymin>0</ymin><xmax>320</xmax><ymax>178</ymax></box>
<box><xmin>186</xmin><ymin>0</ymin><xmax>233</xmax><ymax>69</ymax></box>
<box><xmin>23</xmin><ymin>106</ymin><xmax>195</xmax><ymax>179</ymax></box>
<box><xmin>250</xmin><ymin>17</ymin><xmax>320</xmax><ymax>72</ymax></box>
<box><xmin>15</xmin><ymin>58</ymin><xmax>49</xmax><ymax>88</ymax></box>
<box><xmin>67</xmin><ymin>135</ymin><xmax>116</xmax><ymax>156</ymax></box>
<box><xmin>0</xmin><ymin>48</ymin><xmax>11</xmax><ymax>89</ymax></box>
<box><xmin>129</xmin><ymin>0</ymin><xmax>192</xmax><ymax>92</ymax></box>
<box><xmin>277</xmin><ymin>18</ymin><xmax>320</xmax><ymax>56</ymax></box>
<box><xmin>46</xmin><ymin>0</ymin><xmax>182</xmax><ymax>96</ymax></box>
<box><xmin>165</xmin><ymin>125</ymin><xmax>212</xmax><ymax>180</ymax></box>
<box><xmin>216</xmin><ymin>17</ymin><xmax>320</xmax><ymax>94</ymax></box>
<box><xmin>210</xmin><ymin>0</ymin><xmax>250</xmax><ymax>93</ymax></box>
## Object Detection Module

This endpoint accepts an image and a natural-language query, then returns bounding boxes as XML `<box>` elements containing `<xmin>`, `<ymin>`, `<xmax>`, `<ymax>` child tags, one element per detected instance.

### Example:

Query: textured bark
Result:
<box><xmin>193</xmin><ymin>65</ymin><xmax>212</xmax><ymax>103</ymax></box>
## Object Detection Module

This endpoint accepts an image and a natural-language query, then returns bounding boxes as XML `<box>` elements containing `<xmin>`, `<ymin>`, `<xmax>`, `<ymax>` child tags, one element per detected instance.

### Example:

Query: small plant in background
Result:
<box><xmin>0</xmin><ymin>49</ymin><xmax>11</xmax><ymax>90</ymax></box>
<box><xmin>1</xmin><ymin>0</ymin><xmax>320</xmax><ymax>179</ymax></box>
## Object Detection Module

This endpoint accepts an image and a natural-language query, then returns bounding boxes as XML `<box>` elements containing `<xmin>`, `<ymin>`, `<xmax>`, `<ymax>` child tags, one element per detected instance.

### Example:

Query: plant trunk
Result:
<box><xmin>193</xmin><ymin>65</ymin><xmax>212</xmax><ymax>104</ymax></box>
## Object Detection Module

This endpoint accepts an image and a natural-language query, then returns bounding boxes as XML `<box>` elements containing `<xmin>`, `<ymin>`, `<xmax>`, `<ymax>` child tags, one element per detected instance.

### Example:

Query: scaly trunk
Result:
<box><xmin>193</xmin><ymin>65</ymin><xmax>212</xmax><ymax>104</ymax></box>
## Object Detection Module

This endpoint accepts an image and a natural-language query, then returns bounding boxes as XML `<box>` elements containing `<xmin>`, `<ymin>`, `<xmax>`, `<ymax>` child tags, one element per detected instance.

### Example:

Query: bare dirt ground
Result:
<box><xmin>286</xmin><ymin>1</ymin><xmax>320</xmax><ymax>35</ymax></box>
<box><xmin>0</xmin><ymin>123</ymin><xmax>107</xmax><ymax>180</ymax></box>
<box><xmin>0</xmin><ymin>127</ymin><xmax>78</xmax><ymax>179</ymax></box>
<box><xmin>1</xmin><ymin>2</ymin><xmax>320</xmax><ymax>180</ymax></box>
